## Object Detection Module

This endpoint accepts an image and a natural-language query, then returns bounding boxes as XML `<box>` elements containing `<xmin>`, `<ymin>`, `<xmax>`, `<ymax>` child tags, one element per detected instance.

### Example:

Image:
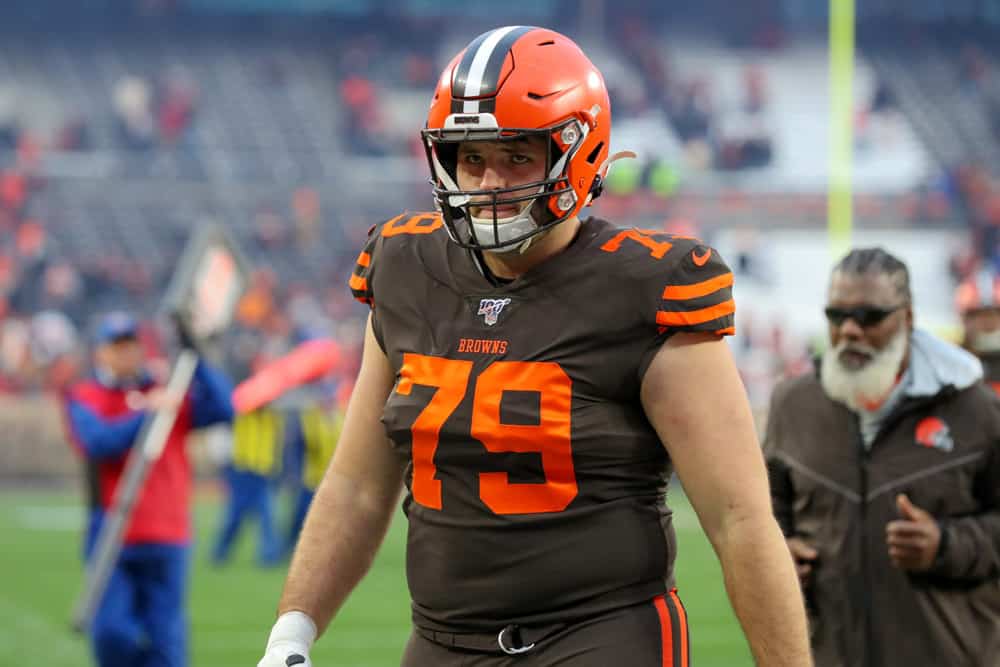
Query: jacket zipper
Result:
<box><xmin>855</xmin><ymin>418</ymin><xmax>875</xmax><ymax>667</ymax></box>
<box><xmin>852</xmin><ymin>391</ymin><xmax>953</xmax><ymax>666</ymax></box>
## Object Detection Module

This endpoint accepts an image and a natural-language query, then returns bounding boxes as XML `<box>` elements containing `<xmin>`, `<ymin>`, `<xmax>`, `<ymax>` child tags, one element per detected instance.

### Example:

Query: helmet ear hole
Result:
<box><xmin>585</xmin><ymin>141</ymin><xmax>605</xmax><ymax>165</ymax></box>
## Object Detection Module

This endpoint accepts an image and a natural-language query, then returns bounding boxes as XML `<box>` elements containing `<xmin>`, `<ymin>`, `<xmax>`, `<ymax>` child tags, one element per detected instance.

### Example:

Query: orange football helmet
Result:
<box><xmin>422</xmin><ymin>26</ymin><xmax>611</xmax><ymax>252</ymax></box>
<box><xmin>956</xmin><ymin>267</ymin><xmax>1000</xmax><ymax>314</ymax></box>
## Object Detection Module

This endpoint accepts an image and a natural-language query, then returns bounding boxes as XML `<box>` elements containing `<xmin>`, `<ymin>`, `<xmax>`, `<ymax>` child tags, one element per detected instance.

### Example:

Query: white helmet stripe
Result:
<box><xmin>461</xmin><ymin>26</ymin><xmax>520</xmax><ymax>113</ymax></box>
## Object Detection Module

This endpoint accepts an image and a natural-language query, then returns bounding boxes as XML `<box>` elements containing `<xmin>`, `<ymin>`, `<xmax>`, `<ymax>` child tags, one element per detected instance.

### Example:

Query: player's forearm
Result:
<box><xmin>277</xmin><ymin>467</ymin><xmax>401</xmax><ymax>635</ymax></box>
<box><xmin>716</xmin><ymin>512</ymin><xmax>813</xmax><ymax>667</ymax></box>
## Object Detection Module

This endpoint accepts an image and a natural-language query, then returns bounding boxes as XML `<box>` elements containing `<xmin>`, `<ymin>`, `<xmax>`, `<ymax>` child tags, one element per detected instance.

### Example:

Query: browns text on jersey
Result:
<box><xmin>457</xmin><ymin>338</ymin><xmax>509</xmax><ymax>355</ymax></box>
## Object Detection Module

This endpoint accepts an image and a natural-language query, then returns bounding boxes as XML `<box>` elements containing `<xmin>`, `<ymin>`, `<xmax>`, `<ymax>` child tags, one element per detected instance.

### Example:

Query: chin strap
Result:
<box><xmin>469</xmin><ymin>189</ymin><xmax>545</xmax><ymax>255</ymax></box>
<box><xmin>516</xmin><ymin>237</ymin><xmax>537</xmax><ymax>255</ymax></box>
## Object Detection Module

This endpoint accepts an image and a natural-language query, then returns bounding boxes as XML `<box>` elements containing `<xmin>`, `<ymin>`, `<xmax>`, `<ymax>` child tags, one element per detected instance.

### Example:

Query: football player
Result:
<box><xmin>258</xmin><ymin>26</ymin><xmax>810</xmax><ymax>667</ymax></box>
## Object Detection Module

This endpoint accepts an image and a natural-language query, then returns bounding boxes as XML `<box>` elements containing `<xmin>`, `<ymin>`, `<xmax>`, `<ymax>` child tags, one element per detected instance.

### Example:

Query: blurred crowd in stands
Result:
<box><xmin>949</xmin><ymin>39</ymin><xmax>1000</xmax><ymax>273</ymax></box>
<box><xmin>0</xmin><ymin>7</ymin><xmax>993</xmax><ymax>408</ymax></box>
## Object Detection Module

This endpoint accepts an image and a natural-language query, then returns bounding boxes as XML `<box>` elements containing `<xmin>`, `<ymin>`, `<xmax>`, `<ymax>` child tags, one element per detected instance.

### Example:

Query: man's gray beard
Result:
<box><xmin>970</xmin><ymin>329</ymin><xmax>1000</xmax><ymax>354</ymax></box>
<box><xmin>820</xmin><ymin>326</ymin><xmax>909</xmax><ymax>412</ymax></box>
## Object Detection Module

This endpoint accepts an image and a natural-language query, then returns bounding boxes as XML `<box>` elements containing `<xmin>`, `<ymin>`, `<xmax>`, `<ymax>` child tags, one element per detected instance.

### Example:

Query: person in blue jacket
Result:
<box><xmin>64</xmin><ymin>311</ymin><xmax>234</xmax><ymax>667</ymax></box>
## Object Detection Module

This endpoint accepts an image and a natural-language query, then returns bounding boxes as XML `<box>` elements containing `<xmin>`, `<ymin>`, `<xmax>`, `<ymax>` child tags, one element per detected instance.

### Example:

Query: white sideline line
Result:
<box><xmin>669</xmin><ymin>498</ymin><xmax>699</xmax><ymax>530</ymax></box>
<box><xmin>196</xmin><ymin>627</ymin><xmax>411</xmax><ymax>651</ymax></box>
<box><xmin>0</xmin><ymin>596</ymin><xmax>88</xmax><ymax>664</ymax></box>
<box><xmin>13</xmin><ymin>505</ymin><xmax>82</xmax><ymax>531</ymax></box>
<box><xmin>0</xmin><ymin>597</ymin><xmax>406</xmax><ymax>666</ymax></box>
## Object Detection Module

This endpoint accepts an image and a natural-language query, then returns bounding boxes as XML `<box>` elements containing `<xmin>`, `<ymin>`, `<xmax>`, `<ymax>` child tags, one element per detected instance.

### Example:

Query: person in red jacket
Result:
<box><xmin>64</xmin><ymin>311</ymin><xmax>234</xmax><ymax>667</ymax></box>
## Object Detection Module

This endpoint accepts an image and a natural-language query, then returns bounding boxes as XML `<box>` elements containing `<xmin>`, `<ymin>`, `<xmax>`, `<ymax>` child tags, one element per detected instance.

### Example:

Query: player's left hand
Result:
<box><xmin>886</xmin><ymin>494</ymin><xmax>941</xmax><ymax>572</ymax></box>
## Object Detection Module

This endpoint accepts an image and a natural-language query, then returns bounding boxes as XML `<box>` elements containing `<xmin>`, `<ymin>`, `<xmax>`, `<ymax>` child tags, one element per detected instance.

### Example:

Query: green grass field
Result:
<box><xmin>0</xmin><ymin>487</ymin><xmax>751</xmax><ymax>666</ymax></box>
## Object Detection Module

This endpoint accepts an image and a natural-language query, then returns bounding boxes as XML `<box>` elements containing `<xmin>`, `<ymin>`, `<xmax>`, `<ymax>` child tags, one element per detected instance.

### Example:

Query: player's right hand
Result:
<box><xmin>257</xmin><ymin>611</ymin><xmax>317</xmax><ymax>667</ymax></box>
<box><xmin>786</xmin><ymin>537</ymin><xmax>818</xmax><ymax>588</ymax></box>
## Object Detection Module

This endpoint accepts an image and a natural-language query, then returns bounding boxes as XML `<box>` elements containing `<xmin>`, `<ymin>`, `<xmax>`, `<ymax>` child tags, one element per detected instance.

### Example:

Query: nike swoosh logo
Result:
<box><xmin>692</xmin><ymin>248</ymin><xmax>711</xmax><ymax>267</ymax></box>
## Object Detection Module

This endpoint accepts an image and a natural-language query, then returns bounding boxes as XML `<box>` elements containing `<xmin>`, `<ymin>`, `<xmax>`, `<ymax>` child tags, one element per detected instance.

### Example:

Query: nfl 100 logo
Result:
<box><xmin>477</xmin><ymin>298</ymin><xmax>511</xmax><ymax>326</ymax></box>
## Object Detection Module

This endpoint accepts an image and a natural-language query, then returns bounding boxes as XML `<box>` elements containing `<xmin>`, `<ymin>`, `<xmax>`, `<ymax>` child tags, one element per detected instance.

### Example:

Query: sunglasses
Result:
<box><xmin>824</xmin><ymin>304</ymin><xmax>903</xmax><ymax>328</ymax></box>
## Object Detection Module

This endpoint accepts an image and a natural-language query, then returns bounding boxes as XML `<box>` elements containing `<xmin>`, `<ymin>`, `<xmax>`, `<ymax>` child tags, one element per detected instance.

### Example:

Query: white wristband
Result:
<box><xmin>266</xmin><ymin>611</ymin><xmax>318</xmax><ymax>653</ymax></box>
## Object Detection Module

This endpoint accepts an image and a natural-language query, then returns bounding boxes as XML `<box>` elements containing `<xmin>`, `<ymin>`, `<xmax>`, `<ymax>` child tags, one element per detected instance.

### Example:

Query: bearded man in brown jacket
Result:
<box><xmin>764</xmin><ymin>248</ymin><xmax>1000</xmax><ymax>667</ymax></box>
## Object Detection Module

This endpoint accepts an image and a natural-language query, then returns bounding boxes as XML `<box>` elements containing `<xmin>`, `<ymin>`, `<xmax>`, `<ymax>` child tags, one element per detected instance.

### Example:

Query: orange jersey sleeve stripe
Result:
<box><xmin>714</xmin><ymin>326</ymin><xmax>736</xmax><ymax>335</ymax></box>
<box><xmin>656</xmin><ymin>299</ymin><xmax>735</xmax><ymax>327</ymax></box>
<box><xmin>349</xmin><ymin>274</ymin><xmax>368</xmax><ymax>292</ymax></box>
<box><xmin>661</xmin><ymin>272</ymin><xmax>733</xmax><ymax>301</ymax></box>
<box><xmin>356</xmin><ymin>251</ymin><xmax>371</xmax><ymax>268</ymax></box>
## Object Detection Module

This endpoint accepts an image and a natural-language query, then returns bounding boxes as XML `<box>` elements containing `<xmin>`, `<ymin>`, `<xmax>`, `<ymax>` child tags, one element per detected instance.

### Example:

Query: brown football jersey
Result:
<box><xmin>349</xmin><ymin>212</ymin><xmax>735</xmax><ymax>633</ymax></box>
